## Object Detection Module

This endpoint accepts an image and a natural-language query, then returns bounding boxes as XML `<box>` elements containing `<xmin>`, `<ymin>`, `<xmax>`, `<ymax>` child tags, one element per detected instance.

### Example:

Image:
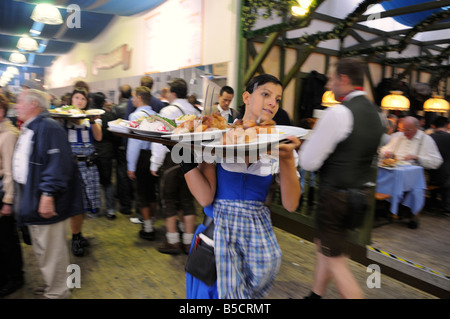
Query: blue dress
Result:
<box><xmin>63</xmin><ymin>119</ymin><xmax>101</xmax><ymax>212</ymax></box>
<box><xmin>186</xmin><ymin>161</ymin><xmax>282</xmax><ymax>299</ymax></box>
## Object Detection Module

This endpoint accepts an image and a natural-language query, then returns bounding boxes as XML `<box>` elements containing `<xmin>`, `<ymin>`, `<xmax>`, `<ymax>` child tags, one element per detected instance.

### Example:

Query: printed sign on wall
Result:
<box><xmin>144</xmin><ymin>0</ymin><xmax>202</xmax><ymax>73</ymax></box>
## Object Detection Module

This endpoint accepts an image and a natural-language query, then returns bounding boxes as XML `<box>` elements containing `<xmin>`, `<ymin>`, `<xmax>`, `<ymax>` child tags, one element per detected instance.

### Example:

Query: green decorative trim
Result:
<box><xmin>285</xmin><ymin>0</ymin><xmax>383</xmax><ymax>46</ymax></box>
<box><xmin>242</xmin><ymin>0</ymin><xmax>324</xmax><ymax>39</ymax></box>
<box><xmin>342</xmin><ymin>9</ymin><xmax>450</xmax><ymax>57</ymax></box>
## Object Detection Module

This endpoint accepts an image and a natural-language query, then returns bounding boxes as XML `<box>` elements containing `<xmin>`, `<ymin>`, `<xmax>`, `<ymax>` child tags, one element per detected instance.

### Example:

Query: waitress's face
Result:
<box><xmin>243</xmin><ymin>82</ymin><xmax>282</xmax><ymax>122</ymax></box>
<box><xmin>72</xmin><ymin>93</ymin><xmax>87</xmax><ymax>109</ymax></box>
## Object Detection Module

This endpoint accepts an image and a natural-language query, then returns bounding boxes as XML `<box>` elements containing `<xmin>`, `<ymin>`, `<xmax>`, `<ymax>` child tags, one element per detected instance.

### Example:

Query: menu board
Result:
<box><xmin>144</xmin><ymin>0</ymin><xmax>203</xmax><ymax>73</ymax></box>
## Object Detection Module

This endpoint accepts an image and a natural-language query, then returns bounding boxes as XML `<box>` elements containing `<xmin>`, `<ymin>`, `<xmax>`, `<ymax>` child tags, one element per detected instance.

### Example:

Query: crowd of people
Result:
<box><xmin>0</xmin><ymin>57</ymin><xmax>449</xmax><ymax>300</ymax></box>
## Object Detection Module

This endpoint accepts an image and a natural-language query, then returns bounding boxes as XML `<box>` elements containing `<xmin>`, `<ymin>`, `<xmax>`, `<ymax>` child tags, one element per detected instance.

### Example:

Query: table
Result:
<box><xmin>376</xmin><ymin>165</ymin><xmax>426</xmax><ymax>215</ymax></box>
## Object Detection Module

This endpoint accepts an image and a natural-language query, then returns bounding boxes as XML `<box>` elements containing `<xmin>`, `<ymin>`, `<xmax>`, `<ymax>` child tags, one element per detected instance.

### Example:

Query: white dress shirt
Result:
<box><xmin>217</xmin><ymin>105</ymin><xmax>232</xmax><ymax>121</ymax></box>
<box><xmin>150</xmin><ymin>99</ymin><xmax>201</xmax><ymax>172</ymax></box>
<box><xmin>12</xmin><ymin>119</ymin><xmax>36</xmax><ymax>185</ymax></box>
<box><xmin>298</xmin><ymin>91</ymin><xmax>368</xmax><ymax>172</ymax></box>
<box><xmin>379</xmin><ymin>130</ymin><xmax>443</xmax><ymax>169</ymax></box>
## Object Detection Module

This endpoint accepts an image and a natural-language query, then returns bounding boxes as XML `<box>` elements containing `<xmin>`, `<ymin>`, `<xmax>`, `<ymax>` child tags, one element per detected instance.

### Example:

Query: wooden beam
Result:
<box><xmin>247</xmin><ymin>41</ymin><xmax>266</xmax><ymax>75</ymax></box>
<box><xmin>359</xmin><ymin>0</ymin><xmax>450</xmax><ymax>21</ymax></box>
<box><xmin>282</xmin><ymin>44</ymin><xmax>317</xmax><ymax>88</ymax></box>
<box><xmin>243</xmin><ymin>31</ymin><xmax>281</xmax><ymax>85</ymax></box>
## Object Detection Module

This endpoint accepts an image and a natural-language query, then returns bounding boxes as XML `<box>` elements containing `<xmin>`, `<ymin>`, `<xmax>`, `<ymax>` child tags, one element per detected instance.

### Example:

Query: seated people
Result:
<box><xmin>379</xmin><ymin>116</ymin><xmax>442</xmax><ymax>170</ymax></box>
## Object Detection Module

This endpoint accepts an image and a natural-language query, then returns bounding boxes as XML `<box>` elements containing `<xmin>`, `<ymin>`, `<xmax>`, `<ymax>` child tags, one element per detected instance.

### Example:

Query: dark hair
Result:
<box><xmin>92</xmin><ymin>92</ymin><xmax>106</xmax><ymax>109</ymax></box>
<box><xmin>0</xmin><ymin>93</ymin><xmax>9</xmax><ymax>115</ymax></box>
<box><xmin>335</xmin><ymin>57</ymin><xmax>365</xmax><ymax>87</ymax></box>
<box><xmin>245</xmin><ymin>74</ymin><xmax>282</xmax><ymax>93</ymax></box>
<box><xmin>168</xmin><ymin>78</ymin><xmax>188</xmax><ymax>99</ymax></box>
<box><xmin>74</xmin><ymin>81</ymin><xmax>90</xmax><ymax>93</ymax></box>
<box><xmin>140</xmin><ymin>76</ymin><xmax>154</xmax><ymax>90</ymax></box>
<box><xmin>220</xmin><ymin>86</ymin><xmax>234</xmax><ymax>96</ymax></box>
<box><xmin>70</xmin><ymin>87</ymin><xmax>89</xmax><ymax>107</ymax></box>
<box><xmin>135</xmin><ymin>86</ymin><xmax>152</xmax><ymax>105</ymax></box>
<box><xmin>432</xmin><ymin>116</ymin><xmax>449</xmax><ymax>129</ymax></box>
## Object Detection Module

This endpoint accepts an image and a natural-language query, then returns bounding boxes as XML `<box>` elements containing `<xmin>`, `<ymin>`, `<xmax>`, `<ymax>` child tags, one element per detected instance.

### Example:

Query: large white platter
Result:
<box><xmin>161</xmin><ymin>128</ymin><xmax>229</xmax><ymax>141</ymax></box>
<box><xmin>201</xmin><ymin>126</ymin><xmax>308</xmax><ymax>151</ymax></box>
<box><xmin>129</xmin><ymin>127</ymin><xmax>173</xmax><ymax>137</ymax></box>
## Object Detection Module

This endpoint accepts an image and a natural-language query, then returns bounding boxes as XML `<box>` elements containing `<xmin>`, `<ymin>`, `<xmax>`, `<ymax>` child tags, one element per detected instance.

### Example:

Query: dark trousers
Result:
<box><xmin>0</xmin><ymin>214</ymin><xmax>24</xmax><ymax>285</ymax></box>
<box><xmin>115</xmin><ymin>148</ymin><xmax>134</xmax><ymax>214</ymax></box>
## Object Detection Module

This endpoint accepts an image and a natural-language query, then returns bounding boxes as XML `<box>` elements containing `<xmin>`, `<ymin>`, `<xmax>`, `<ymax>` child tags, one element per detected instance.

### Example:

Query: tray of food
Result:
<box><xmin>127</xmin><ymin>114</ymin><xmax>177</xmax><ymax>137</ymax></box>
<box><xmin>162</xmin><ymin>113</ymin><xmax>230</xmax><ymax>141</ymax></box>
<box><xmin>201</xmin><ymin>120</ymin><xmax>308</xmax><ymax>151</ymax></box>
<box><xmin>108</xmin><ymin>119</ymin><xmax>131</xmax><ymax>133</ymax></box>
<box><xmin>49</xmin><ymin>105</ymin><xmax>105</xmax><ymax>118</ymax></box>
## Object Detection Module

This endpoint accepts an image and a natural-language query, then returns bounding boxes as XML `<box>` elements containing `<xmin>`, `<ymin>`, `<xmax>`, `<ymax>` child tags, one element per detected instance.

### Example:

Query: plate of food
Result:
<box><xmin>85</xmin><ymin>109</ymin><xmax>106</xmax><ymax>116</ymax></box>
<box><xmin>162</xmin><ymin>113</ymin><xmax>230</xmax><ymax>141</ymax></box>
<box><xmin>175</xmin><ymin>114</ymin><xmax>197</xmax><ymax>126</ymax></box>
<box><xmin>128</xmin><ymin>114</ymin><xmax>176</xmax><ymax>137</ymax></box>
<box><xmin>50</xmin><ymin>105</ymin><xmax>84</xmax><ymax>117</ymax></box>
<box><xmin>201</xmin><ymin>120</ymin><xmax>308</xmax><ymax>150</ymax></box>
<box><xmin>49</xmin><ymin>106</ymin><xmax>105</xmax><ymax>118</ymax></box>
<box><xmin>108</xmin><ymin>119</ymin><xmax>131</xmax><ymax>133</ymax></box>
<box><xmin>379</xmin><ymin>158</ymin><xmax>398</xmax><ymax>168</ymax></box>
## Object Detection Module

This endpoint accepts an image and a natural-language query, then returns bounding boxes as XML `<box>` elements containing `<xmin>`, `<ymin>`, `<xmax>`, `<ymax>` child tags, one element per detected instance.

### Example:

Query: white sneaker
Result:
<box><xmin>129</xmin><ymin>217</ymin><xmax>143</xmax><ymax>224</ymax></box>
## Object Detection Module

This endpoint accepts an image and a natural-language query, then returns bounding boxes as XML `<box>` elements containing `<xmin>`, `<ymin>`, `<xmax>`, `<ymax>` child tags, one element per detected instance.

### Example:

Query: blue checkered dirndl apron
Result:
<box><xmin>213</xmin><ymin>199</ymin><xmax>282</xmax><ymax>299</ymax></box>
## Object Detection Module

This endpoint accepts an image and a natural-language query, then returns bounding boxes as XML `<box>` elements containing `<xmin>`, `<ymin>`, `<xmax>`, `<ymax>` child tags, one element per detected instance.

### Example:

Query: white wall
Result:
<box><xmin>46</xmin><ymin>0</ymin><xmax>239</xmax><ymax>105</ymax></box>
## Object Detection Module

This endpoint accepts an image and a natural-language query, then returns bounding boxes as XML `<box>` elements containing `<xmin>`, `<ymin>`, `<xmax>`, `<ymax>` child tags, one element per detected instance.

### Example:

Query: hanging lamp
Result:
<box><xmin>381</xmin><ymin>91</ymin><xmax>410</xmax><ymax>111</ymax></box>
<box><xmin>292</xmin><ymin>0</ymin><xmax>313</xmax><ymax>16</ymax></box>
<box><xmin>17</xmin><ymin>36</ymin><xmax>39</xmax><ymax>51</ymax></box>
<box><xmin>31</xmin><ymin>4</ymin><xmax>63</xmax><ymax>25</ymax></box>
<box><xmin>9</xmin><ymin>52</ymin><xmax>27</xmax><ymax>64</ymax></box>
<box><xmin>423</xmin><ymin>95</ymin><xmax>449</xmax><ymax>113</ymax></box>
<box><xmin>6</xmin><ymin>66</ymin><xmax>19</xmax><ymax>75</ymax></box>
<box><xmin>321</xmin><ymin>90</ymin><xmax>340</xmax><ymax>107</ymax></box>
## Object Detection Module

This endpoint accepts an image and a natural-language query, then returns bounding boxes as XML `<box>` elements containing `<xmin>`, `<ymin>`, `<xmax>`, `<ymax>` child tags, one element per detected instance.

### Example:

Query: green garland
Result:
<box><xmin>342</xmin><ymin>9</ymin><xmax>450</xmax><ymax>57</ymax></box>
<box><xmin>242</xmin><ymin>0</ymin><xmax>324</xmax><ymax>39</ymax></box>
<box><xmin>285</xmin><ymin>0</ymin><xmax>383</xmax><ymax>46</ymax></box>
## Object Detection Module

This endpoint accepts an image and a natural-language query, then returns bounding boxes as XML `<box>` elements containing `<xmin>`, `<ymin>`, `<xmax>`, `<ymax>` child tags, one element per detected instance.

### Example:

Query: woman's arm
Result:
<box><xmin>184</xmin><ymin>162</ymin><xmax>217</xmax><ymax>207</ymax></box>
<box><xmin>277</xmin><ymin>136</ymin><xmax>301</xmax><ymax>212</ymax></box>
<box><xmin>90</xmin><ymin>120</ymin><xmax>102</xmax><ymax>142</ymax></box>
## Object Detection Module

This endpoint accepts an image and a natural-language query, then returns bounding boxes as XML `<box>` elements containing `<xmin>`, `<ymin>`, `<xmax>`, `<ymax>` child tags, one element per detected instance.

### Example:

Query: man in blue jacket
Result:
<box><xmin>13</xmin><ymin>89</ymin><xmax>84</xmax><ymax>299</ymax></box>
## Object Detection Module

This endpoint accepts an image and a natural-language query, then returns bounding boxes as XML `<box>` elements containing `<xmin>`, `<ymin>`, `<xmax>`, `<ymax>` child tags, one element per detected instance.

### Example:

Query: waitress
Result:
<box><xmin>183</xmin><ymin>74</ymin><xmax>301</xmax><ymax>299</ymax></box>
<box><xmin>62</xmin><ymin>87</ymin><xmax>102</xmax><ymax>257</ymax></box>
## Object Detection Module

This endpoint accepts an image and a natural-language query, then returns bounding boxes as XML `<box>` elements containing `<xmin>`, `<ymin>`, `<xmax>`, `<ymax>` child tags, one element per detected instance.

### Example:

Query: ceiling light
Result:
<box><xmin>6</xmin><ymin>66</ymin><xmax>19</xmax><ymax>75</ymax></box>
<box><xmin>9</xmin><ymin>52</ymin><xmax>27</xmax><ymax>64</ymax></box>
<box><xmin>321</xmin><ymin>90</ymin><xmax>340</xmax><ymax>107</ymax></box>
<box><xmin>31</xmin><ymin>4</ymin><xmax>63</xmax><ymax>25</ymax></box>
<box><xmin>423</xmin><ymin>95</ymin><xmax>449</xmax><ymax>113</ymax></box>
<box><xmin>381</xmin><ymin>91</ymin><xmax>410</xmax><ymax>111</ymax></box>
<box><xmin>292</xmin><ymin>0</ymin><xmax>313</xmax><ymax>16</ymax></box>
<box><xmin>17</xmin><ymin>36</ymin><xmax>39</xmax><ymax>51</ymax></box>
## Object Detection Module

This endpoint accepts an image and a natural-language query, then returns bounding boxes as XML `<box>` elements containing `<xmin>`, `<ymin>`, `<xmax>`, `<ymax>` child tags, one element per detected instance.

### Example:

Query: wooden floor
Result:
<box><xmin>4</xmin><ymin>207</ymin><xmax>437</xmax><ymax>299</ymax></box>
<box><xmin>371</xmin><ymin>208</ymin><xmax>450</xmax><ymax>277</ymax></box>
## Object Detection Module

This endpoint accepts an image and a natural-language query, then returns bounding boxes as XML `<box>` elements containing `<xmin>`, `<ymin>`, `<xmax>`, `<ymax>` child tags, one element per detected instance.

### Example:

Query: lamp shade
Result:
<box><xmin>381</xmin><ymin>91</ymin><xmax>410</xmax><ymax>111</ymax></box>
<box><xmin>17</xmin><ymin>36</ymin><xmax>39</xmax><ymax>51</ymax></box>
<box><xmin>1</xmin><ymin>72</ymin><xmax>13</xmax><ymax>80</ymax></box>
<box><xmin>321</xmin><ymin>90</ymin><xmax>340</xmax><ymax>107</ymax></box>
<box><xmin>31</xmin><ymin>4</ymin><xmax>63</xmax><ymax>25</ymax></box>
<box><xmin>9</xmin><ymin>52</ymin><xmax>27</xmax><ymax>64</ymax></box>
<box><xmin>6</xmin><ymin>66</ymin><xmax>19</xmax><ymax>75</ymax></box>
<box><xmin>423</xmin><ymin>95</ymin><xmax>450</xmax><ymax>113</ymax></box>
